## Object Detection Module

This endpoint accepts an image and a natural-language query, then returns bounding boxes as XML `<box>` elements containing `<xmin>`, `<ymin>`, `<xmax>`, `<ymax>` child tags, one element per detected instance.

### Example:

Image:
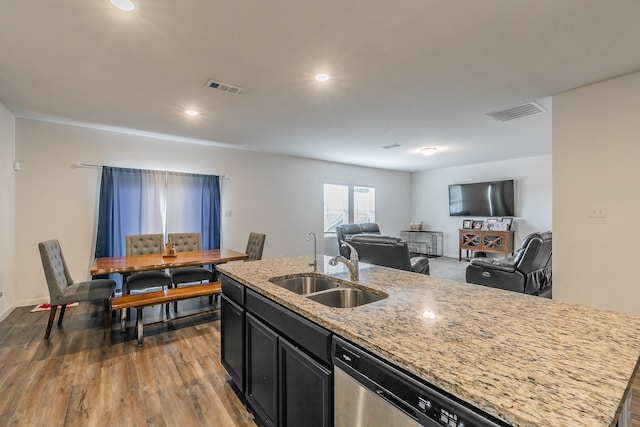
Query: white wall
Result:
<box><xmin>411</xmin><ymin>155</ymin><xmax>552</xmax><ymax>258</ymax></box>
<box><xmin>14</xmin><ymin>118</ymin><xmax>410</xmax><ymax>306</ymax></box>
<box><xmin>553</xmin><ymin>71</ymin><xmax>640</xmax><ymax>314</ymax></box>
<box><xmin>0</xmin><ymin>103</ymin><xmax>16</xmax><ymax>321</ymax></box>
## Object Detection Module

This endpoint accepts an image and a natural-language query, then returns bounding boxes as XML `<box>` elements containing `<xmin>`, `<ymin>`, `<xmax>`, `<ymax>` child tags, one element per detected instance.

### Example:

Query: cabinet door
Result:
<box><xmin>246</xmin><ymin>313</ymin><xmax>279</xmax><ymax>427</ymax></box>
<box><xmin>221</xmin><ymin>295</ymin><xmax>245</xmax><ymax>392</ymax></box>
<box><xmin>279</xmin><ymin>338</ymin><xmax>332</xmax><ymax>427</ymax></box>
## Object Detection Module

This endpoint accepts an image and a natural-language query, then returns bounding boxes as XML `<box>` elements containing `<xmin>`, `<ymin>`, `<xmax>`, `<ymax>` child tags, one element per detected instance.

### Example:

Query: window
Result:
<box><xmin>354</xmin><ymin>186</ymin><xmax>375</xmax><ymax>223</ymax></box>
<box><xmin>323</xmin><ymin>183</ymin><xmax>375</xmax><ymax>234</ymax></box>
<box><xmin>94</xmin><ymin>167</ymin><xmax>221</xmax><ymax>290</ymax></box>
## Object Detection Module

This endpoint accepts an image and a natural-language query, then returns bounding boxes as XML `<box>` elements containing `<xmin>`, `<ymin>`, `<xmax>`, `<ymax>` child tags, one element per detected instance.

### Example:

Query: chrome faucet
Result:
<box><xmin>307</xmin><ymin>231</ymin><xmax>317</xmax><ymax>272</ymax></box>
<box><xmin>329</xmin><ymin>241</ymin><xmax>359</xmax><ymax>282</ymax></box>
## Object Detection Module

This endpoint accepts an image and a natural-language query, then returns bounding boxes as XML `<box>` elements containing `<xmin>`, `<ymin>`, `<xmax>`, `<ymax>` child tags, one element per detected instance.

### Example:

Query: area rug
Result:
<box><xmin>30</xmin><ymin>302</ymin><xmax>79</xmax><ymax>313</ymax></box>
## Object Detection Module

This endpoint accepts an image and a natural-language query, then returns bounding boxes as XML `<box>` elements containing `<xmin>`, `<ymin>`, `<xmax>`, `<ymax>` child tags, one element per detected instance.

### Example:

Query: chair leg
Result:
<box><xmin>44</xmin><ymin>305</ymin><xmax>57</xmax><ymax>339</ymax></box>
<box><xmin>103</xmin><ymin>300</ymin><xmax>111</xmax><ymax>333</ymax></box>
<box><xmin>57</xmin><ymin>304</ymin><xmax>66</xmax><ymax>326</ymax></box>
<box><xmin>136</xmin><ymin>307</ymin><xmax>144</xmax><ymax>347</ymax></box>
<box><xmin>121</xmin><ymin>308</ymin><xmax>127</xmax><ymax>333</ymax></box>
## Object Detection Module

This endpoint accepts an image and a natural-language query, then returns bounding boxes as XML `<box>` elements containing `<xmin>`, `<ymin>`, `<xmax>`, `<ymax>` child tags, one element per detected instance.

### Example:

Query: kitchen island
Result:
<box><xmin>217</xmin><ymin>256</ymin><xmax>640</xmax><ymax>426</ymax></box>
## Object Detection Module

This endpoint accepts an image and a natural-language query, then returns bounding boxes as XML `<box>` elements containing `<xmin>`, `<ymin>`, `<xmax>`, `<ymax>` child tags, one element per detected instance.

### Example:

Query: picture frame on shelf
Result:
<box><xmin>462</xmin><ymin>219</ymin><xmax>473</xmax><ymax>229</ymax></box>
<box><xmin>472</xmin><ymin>220</ymin><xmax>483</xmax><ymax>230</ymax></box>
<box><xmin>483</xmin><ymin>218</ymin><xmax>498</xmax><ymax>230</ymax></box>
<box><xmin>492</xmin><ymin>221</ymin><xmax>509</xmax><ymax>231</ymax></box>
<box><xmin>501</xmin><ymin>218</ymin><xmax>513</xmax><ymax>230</ymax></box>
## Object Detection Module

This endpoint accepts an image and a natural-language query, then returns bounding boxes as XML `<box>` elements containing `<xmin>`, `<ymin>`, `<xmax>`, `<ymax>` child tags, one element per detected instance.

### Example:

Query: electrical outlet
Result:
<box><xmin>588</xmin><ymin>206</ymin><xmax>607</xmax><ymax>218</ymax></box>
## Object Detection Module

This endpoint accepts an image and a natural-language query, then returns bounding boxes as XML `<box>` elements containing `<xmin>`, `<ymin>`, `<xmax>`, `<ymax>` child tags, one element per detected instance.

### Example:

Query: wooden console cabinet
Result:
<box><xmin>459</xmin><ymin>229</ymin><xmax>515</xmax><ymax>261</ymax></box>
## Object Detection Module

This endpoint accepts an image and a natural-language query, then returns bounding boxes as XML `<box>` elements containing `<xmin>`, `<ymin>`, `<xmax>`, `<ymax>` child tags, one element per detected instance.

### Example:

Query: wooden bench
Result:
<box><xmin>112</xmin><ymin>282</ymin><xmax>221</xmax><ymax>346</ymax></box>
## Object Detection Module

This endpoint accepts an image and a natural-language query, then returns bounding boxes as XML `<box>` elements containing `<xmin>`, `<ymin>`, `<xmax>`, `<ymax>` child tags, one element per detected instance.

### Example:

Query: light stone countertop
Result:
<box><xmin>217</xmin><ymin>256</ymin><xmax>640</xmax><ymax>427</ymax></box>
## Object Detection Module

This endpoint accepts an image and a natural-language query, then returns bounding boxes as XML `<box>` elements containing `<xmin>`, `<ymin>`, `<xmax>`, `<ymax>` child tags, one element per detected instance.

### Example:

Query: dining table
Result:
<box><xmin>91</xmin><ymin>248</ymin><xmax>248</xmax><ymax>333</ymax></box>
<box><xmin>90</xmin><ymin>248</ymin><xmax>248</xmax><ymax>276</ymax></box>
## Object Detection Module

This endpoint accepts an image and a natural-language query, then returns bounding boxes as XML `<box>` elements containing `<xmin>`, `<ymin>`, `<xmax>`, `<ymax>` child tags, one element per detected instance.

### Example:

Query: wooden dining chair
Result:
<box><xmin>168</xmin><ymin>232</ymin><xmax>215</xmax><ymax>311</ymax></box>
<box><xmin>38</xmin><ymin>239</ymin><xmax>115</xmax><ymax>339</ymax></box>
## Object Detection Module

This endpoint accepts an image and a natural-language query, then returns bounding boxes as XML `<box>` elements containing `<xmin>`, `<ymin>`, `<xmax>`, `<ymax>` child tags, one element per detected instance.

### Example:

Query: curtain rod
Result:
<box><xmin>71</xmin><ymin>162</ymin><xmax>229</xmax><ymax>180</ymax></box>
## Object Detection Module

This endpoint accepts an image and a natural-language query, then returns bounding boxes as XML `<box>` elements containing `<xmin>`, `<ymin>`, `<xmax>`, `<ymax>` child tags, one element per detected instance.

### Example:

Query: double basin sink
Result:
<box><xmin>269</xmin><ymin>274</ymin><xmax>387</xmax><ymax>308</ymax></box>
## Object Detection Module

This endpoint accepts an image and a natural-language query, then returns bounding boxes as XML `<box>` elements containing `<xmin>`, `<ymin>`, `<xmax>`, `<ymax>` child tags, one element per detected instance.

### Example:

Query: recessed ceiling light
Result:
<box><xmin>185</xmin><ymin>110</ymin><xmax>199</xmax><ymax>116</ymax></box>
<box><xmin>420</xmin><ymin>147</ymin><xmax>437</xmax><ymax>156</ymax></box>
<box><xmin>111</xmin><ymin>0</ymin><xmax>135</xmax><ymax>11</ymax></box>
<box><xmin>315</xmin><ymin>74</ymin><xmax>330</xmax><ymax>82</ymax></box>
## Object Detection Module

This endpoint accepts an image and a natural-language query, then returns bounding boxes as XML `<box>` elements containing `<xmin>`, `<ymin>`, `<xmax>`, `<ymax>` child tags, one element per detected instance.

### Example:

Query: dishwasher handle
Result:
<box><xmin>376</xmin><ymin>387</ymin><xmax>419</xmax><ymax>421</ymax></box>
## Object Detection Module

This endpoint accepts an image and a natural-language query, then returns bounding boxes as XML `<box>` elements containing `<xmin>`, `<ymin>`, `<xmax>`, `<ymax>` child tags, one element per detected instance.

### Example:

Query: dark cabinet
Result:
<box><xmin>220</xmin><ymin>295</ymin><xmax>245</xmax><ymax>391</ymax></box>
<box><xmin>279</xmin><ymin>339</ymin><xmax>332</xmax><ymax>427</ymax></box>
<box><xmin>246</xmin><ymin>313</ymin><xmax>279</xmax><ymax>427</ymax></box>
<box><xmin>220</xmin><ymin>274</ymin><xmax>333</xmax><ymax>427</ymax></box>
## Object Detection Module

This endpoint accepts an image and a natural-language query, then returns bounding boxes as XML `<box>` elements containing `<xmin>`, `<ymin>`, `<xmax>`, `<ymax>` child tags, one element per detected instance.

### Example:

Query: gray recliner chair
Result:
<box><xmin>335</xmin><ymin>223</ymin><xmax>380</xmax><ymax>257</ymax></box>
<box><xmin>465</xmin><ymin>231</ymin><xmax>552</xmax><ymax>297</ymax></box>
<box><xmin>348</xmin><ymin>234</ymin><xmax>430</xmax><ymax>275</ymax></box>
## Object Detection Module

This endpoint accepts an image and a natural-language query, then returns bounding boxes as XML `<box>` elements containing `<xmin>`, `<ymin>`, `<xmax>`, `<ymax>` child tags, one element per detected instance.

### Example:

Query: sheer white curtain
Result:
<box><xmin>166</xmin><ymin>172</ymin><xmax>202</xmax><ymax>235</ymax></box>
<box><xmin>139</xmin><ymin>171</ymin><xmax>167</xmax><ymax>235</ymax></box>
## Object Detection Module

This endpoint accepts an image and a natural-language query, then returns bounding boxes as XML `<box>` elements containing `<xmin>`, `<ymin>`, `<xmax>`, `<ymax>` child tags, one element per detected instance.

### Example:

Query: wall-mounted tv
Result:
<box><xmin>449</xmin><ymin>180</ymin><xmax>515</xmax><ymax>217</ymax></box>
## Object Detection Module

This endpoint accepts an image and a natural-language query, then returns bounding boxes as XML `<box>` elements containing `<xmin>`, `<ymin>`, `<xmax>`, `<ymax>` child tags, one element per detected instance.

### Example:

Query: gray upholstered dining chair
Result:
<box><xmin>38</xmin><ymin>239</ymin><xmax>115</xmax><ymax>339</ymax></box>
<box><xmin>125</xmin><ymin>234</ymin><xmax>173</xmax><ymax>293</ymax></box>
<box><xmin>125</xmin><ymin>234</ymin><xmax>173</xmax><ymax>317</ymax></box>
<box><xmin>168</xmin><ymin>232</ymin><xmax>215</xmax><ymax>311</ymax></box>
<box><xmin>245</xmin><ymin>232</ymin><xmax>266</xmax><ymax>261</ymax></box>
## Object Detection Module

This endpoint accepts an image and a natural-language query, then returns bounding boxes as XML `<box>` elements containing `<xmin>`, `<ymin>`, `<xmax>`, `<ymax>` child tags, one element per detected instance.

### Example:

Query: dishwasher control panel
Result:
<box><xmin>332</xmin><ymin>337</ymin><xmax>510</xmax><ymax>427</ymax></box>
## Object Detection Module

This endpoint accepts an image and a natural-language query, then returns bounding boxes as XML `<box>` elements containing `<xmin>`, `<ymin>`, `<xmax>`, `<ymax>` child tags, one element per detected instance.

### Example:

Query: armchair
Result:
<box><xmin>348</xmin><ymin>234</ymin><xmax>430</xmax><ymax>275</ymax></box>
<box><xmin>465</xmin><ymin>231</ymin><xmax>552</xmax><ymax>297</ymax></box>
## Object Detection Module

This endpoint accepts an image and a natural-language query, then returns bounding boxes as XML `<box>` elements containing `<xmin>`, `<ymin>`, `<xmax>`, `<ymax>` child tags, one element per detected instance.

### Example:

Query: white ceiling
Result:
<box><xmin>1</xmin><ymin>1</ymin><xmax>639</xmax><ymax>172</ymax></box>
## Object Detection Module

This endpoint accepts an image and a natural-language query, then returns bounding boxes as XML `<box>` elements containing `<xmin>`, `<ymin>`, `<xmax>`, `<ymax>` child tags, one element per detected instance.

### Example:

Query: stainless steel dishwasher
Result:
<box><xmin>333</xmin><ymin>336</ymin><xmax>509</xmax><ymax>427</ymax></box>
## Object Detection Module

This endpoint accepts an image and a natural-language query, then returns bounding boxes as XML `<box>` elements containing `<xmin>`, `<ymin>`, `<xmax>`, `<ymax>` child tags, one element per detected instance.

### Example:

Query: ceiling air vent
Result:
<box><xmin>206</xmin><ymin>79</ymin><xmax>242</xmax><ymax>94</ymax></box>
<box><xmin>486</xmin><ymin>101</ymin><xmax>546</xmax><ymax>122</ymax></box>
<box><xmin>382</xmin><ymin>144</ymin><xmax>401</xmax><ymax>149</ymax></box>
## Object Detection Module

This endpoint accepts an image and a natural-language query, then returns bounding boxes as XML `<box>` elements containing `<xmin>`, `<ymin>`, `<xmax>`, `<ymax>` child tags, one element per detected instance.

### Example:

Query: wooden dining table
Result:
<box><xmin>91</xmin><ymin>248</ymin><xmax>248</xmax><ymax>336</ymax></box>
<box><xmin>90</xmin><ymin>248</ymin><xmax>248</xmax><ymax>276</ymax></box>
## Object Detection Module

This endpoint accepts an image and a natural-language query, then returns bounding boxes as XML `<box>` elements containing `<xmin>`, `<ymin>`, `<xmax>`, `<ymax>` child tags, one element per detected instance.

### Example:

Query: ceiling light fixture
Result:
<box><xmin>420</xmin><ymin>147</ymin><xmax>437</xmax><ymax>156</ymax></box>
<box><xmin>185</xmin><ymin>110</ymin><xmax>199</xmax><ymax>116</ymax></box>
<box><xmin>315</xmin><ymin>74</ymin><xmax>330</xmax><ymax>82</ymax></box>
<box><xmin>111</xmin><ymin>0</ymin><xmax>135</xmax><ymax>11</ymax></box>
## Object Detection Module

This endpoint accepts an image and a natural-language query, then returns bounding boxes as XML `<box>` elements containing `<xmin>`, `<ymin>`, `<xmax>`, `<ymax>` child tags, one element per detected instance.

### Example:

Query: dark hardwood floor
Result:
<box><xmin>1</xmin><ymin>294</ymin><xmax>638</xmax><ymax>426</ymax></box>
<box><xmin>0</xmin><ymin>298</ymin><xmax>257</xmax><ymax>426</ymax></box>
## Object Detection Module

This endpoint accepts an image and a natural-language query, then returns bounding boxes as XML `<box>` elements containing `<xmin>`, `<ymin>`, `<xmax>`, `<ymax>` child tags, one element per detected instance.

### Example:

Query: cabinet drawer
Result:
<box><xmin>246</xmin><ymin>289</ymin><xmax>332</xmax><ymax>365</ymax></box>
<box><xmin>221</xmin><ymin>274</ymin><xmax>245</xmax><ymax>306</ymax></box>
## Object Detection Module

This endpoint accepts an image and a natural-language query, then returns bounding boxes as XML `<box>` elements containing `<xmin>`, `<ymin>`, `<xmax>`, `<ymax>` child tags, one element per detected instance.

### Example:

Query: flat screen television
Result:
<box><xmin>449</xmin><ymin>180</ymin><xmax>515</xmax><ymax>217</ymax></box>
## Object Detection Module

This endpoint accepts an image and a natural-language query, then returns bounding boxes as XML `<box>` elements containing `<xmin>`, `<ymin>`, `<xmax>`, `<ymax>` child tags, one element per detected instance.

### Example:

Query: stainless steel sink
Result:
<box><xmin>305</xmin><ymin>288</ymin><xmax>386</xmax><ymax>308</ymax></box>
<box><xmin>270</xmin><ymin>274</ymin><xmax>345</xmax><ymax>294</ymax></box>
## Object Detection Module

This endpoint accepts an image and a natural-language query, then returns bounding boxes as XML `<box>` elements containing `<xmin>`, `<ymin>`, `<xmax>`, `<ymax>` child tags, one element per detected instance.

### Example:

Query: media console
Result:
<box><xmin>459</xmin><ymin>229</ymin><xmax>514</xmax><ymax>261</ymax></box>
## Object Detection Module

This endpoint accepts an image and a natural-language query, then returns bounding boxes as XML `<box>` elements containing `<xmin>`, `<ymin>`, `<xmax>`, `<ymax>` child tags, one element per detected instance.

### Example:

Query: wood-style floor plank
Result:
<box><xmin>0</xmin><ymin>299</ymin><xmax>257</xmax><ymax>427</ymax></box>
<box><xmin>2</xmin><ymin>298</ymin><xmax>639</xmax><ymax>426</ymax></box>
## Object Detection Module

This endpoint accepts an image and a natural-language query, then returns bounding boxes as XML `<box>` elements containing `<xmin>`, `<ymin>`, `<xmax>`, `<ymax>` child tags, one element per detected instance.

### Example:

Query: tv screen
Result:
<box><xmin>449</xmin><ymin>180</ymin><xmax>515</xmax><ymax>217</ymax></box>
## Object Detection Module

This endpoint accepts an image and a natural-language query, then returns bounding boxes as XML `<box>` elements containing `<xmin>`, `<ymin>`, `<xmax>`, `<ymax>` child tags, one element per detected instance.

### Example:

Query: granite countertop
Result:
<box><xmin>217</xmin><ymin>256</ymin><xmax>640</xmax><ymax>427</ymax></box>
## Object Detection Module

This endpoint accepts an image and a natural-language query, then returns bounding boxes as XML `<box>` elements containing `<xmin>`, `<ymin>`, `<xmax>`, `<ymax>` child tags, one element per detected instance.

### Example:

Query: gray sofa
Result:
<box><xmin>348</xmin><ymin>234</ymin><xmax>430</xmax><ymax>275</ymax></box>
<box><xmin>335</xmin><ymin>223</ymin><xmax>380</xmax><ymax>257</ymax></box>
<box><xmin>465</xmin><ymin>231</ymin><xmax>552</xmax><ymax>298</ymax></box>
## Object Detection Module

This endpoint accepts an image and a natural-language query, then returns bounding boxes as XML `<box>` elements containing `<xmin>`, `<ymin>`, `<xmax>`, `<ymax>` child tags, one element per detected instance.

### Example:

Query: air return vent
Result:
<box><xmin>486</xmin><ymin>101</ymin><xmax>546</xmax><ymax>121</ymax></box>
<box><xmin>206</xmin><ymin>79</ymin><xmax>242</xmax><ymax>94</ymax></box>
